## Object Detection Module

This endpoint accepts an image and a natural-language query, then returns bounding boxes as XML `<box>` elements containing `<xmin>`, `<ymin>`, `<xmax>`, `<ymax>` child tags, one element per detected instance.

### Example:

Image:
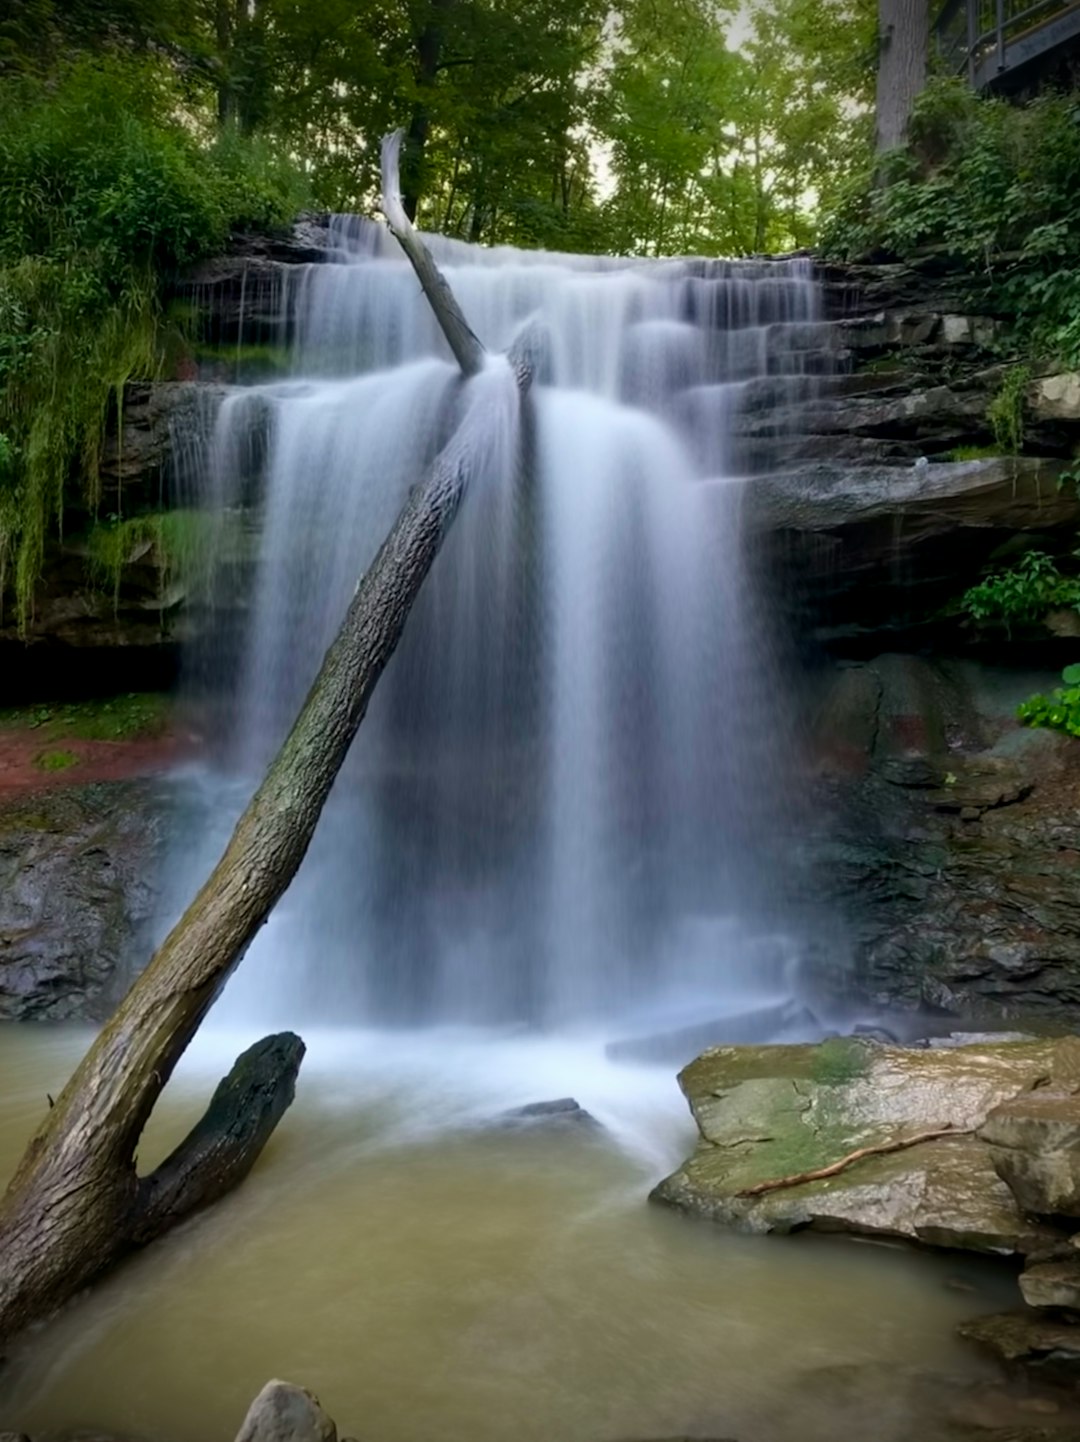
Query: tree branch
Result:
<box><xmin>734</xmin><ymin>1125</ymin><xmax>973</xmax><ymax>1198</ymax></box>
<box><xmin>380</xmin><ymin>128</ymin><xmax>486</xmax><ymax>377</ymax></box>
<box><xmin>129</xmin><ymin>1033</ymin><xmax>305</xmax><ymax>1245</ymax></box>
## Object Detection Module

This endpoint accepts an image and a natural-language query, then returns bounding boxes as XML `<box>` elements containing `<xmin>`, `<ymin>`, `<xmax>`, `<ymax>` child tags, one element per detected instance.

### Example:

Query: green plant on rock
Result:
<box><xmin>1018</xmin><ymin>665</ymin><xmax>1080</xmax><ymax>738</ymax></box>
<box><xmin>87</xmin><ymin>509</ymin><xmax>219</xmax><ymax>611</ymax></box>
<box><xmin>987</xmin><ymin>365</ymin><xmax>1029</xmax><ymax>455</ymax></box>
<box><xmin>960</xmin><ymin>550</ymin><xmax>1080</xmax><ymax>629</ymax></box>
<box><xmin>34</xmin><ymin>747</ymin><xmax>79</xmax><ymax>772</ymax></box>
<box><xmin>943</xmin><ymin>444</ymin><xmax>1001</xmax><ymax>462</ymax></box>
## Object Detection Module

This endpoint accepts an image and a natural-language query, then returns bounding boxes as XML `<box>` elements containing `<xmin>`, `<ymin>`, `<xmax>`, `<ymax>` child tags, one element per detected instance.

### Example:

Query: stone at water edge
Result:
<box><xmin>233</xmin><ymin>1380</ymin><xmax>338</xmax><ymax>1442</ymax></box>
<box><xmin>959</xmin><ymin>1312</ymin><xmax>1080</xmax><ymax>1379</ymax></box>
<box><xmin>980</xmin><ymin>1087</ymin><xmax>1080</xmax><ymax>1219</ymax></box>
<box><xmin>1020</xmin><ymin>1261</ymin><xmax>1080</xmax><ymax>1311</ymax></box>
<box><xmin>650</xmin><ymin>1036</ymin><xmax>1080</xmax><ymax>1254</ymax></box>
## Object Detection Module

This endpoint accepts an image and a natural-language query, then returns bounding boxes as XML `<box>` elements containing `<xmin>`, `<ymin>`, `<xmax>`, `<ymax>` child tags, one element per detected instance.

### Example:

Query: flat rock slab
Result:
<box><xmin>1021</xmin><ymin>1260</ymin><xmax>1080</xmax><ymax>1311</ymax></box>
<box><xmin>959</xmin><ymin>1311</ymin><xmax>1080</xmax><ymax>1377</ymax></box>
<box><xmin>652</xmin><ymin>1037</ymin><xmax>1080</xmax><ymax>1254</ymax></box>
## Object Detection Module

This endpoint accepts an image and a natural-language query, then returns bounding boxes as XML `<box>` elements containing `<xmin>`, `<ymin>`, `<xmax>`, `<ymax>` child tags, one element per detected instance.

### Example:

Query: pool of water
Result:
<box><xmin>0</xmin><ymin>1025</ymin><xmax>1024</xmax><ymax>1442</ymax></box>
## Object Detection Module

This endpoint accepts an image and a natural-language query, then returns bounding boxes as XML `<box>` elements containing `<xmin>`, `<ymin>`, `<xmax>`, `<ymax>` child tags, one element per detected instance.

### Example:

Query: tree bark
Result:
<box><xmin>0</xmin><ymin>134</ymin><xmax>524</xmax><ymax>1347</ymax></box>
<box><xmin>402</xmin><ymin>0</ymin><xmax>455</xmax><ymax>222</ymax></box>
<box><xmin>876</xmin><ymin>0</ymin><xmax>930</xmax><ymax>152</ymax></box>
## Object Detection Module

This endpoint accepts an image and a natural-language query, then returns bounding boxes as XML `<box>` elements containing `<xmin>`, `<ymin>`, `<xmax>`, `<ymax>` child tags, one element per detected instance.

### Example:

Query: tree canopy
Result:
<box><xmin>0</xmin><ymin>0</ymin><xmax>877</xmax><ymax>255</ymax></box>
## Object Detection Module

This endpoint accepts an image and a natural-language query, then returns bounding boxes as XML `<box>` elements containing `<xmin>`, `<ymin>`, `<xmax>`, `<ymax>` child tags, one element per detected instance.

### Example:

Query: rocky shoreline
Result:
<box><xmin>654</xmin><ymin>1031</ymin><xmax>1080</xmax><ymax>1397</ymax></box>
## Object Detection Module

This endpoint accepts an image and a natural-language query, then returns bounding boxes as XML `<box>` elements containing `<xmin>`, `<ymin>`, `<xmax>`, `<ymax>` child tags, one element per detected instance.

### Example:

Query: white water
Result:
<box><xmin>171</xmin><ymin>221</ymin><xmax>835</xmax><ymax>1048</ymax></box>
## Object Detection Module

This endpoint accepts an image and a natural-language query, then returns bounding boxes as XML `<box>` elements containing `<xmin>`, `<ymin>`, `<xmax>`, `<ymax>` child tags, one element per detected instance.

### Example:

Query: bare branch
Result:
<box><xmin>734</xmin><ymin>1125</ymin><xmax>973</xmax><ymax>1198</ymax></box>
<box><xmin>380</xmin><ymin>129</ymin><xmax>486</xmax><ymax>377</ymax></box>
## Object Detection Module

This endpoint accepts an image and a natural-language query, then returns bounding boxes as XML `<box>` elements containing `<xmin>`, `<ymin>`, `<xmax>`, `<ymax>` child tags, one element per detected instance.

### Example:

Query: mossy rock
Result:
<box><xmin>652</xmin><ymin>1037</ymin><xmax>1080</xmax><ymax>1254</ymax></box>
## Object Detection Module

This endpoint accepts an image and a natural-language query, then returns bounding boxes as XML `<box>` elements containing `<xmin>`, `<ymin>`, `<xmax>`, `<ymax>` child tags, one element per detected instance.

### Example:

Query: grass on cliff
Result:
<box><xmin>0</xmin><ymin>692</ymin><xmax>170</xmax><ymax>742</ymax></box>
<box><xmin>0</xmin><ymin>56</ymin><xmax>305</xmax><ymax>634</ymax></box>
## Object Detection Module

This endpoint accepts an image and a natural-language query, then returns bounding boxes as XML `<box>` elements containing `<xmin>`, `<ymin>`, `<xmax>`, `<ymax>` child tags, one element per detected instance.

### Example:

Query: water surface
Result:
<box><xmin>0</xmin><ymin>1026</ymin><xmax>1019</xmax><ymax>1442</ymax></box>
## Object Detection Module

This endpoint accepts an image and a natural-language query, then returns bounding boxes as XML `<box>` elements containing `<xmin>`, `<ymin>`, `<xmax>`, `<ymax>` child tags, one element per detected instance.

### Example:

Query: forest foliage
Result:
<box><xmin>3</xmin><ymin>0</ymin><xmax>1080</xmax><ymax>630</ymax></box>
<box><xmin>823</xmin><ymin>79</ymin><xmax>1080</xmax><ymax>368</ymax></box>
<box><xmin>0</xmin><ymin>0</ymin><xmax>875</xmax><ymax>628</ymax></box>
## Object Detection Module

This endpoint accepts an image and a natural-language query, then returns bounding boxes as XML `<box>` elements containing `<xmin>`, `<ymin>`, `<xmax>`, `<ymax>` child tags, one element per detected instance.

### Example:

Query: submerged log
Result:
<box><xmin>0</xmin><ymin>134</ymin><xmax>526</xmax><ymax>1345</ymax></box>
<box><xmin>131</xmin><ymin>1033</ymin><xmax>305</xmax><ymax>1245</ymax></box>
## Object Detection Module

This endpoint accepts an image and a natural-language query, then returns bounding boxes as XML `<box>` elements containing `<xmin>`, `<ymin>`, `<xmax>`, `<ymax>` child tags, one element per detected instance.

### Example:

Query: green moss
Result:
<box><xmin>809</xmin><ymin>1036</ymin><xmax>870</xmax><ymax>1086</ymax></box>
<box><xmin>941</xmin><ymin>444</ymin><xmax>1002</xmax><ymax>461</ymax></box>
<box><xmin>193</xmin><ymin>341</ymin><xmax>291</xmax><ymax>379</ymax></box>
<box><xmin>0</xmin><ymin>691</ymin><xmax>169</xmax><ymax>741</ymax></box>
<box><xmin>86</xmin><ymin>509</ymin><xmax>219</xmax><ymax>610</ymax></box>
<box><xmin>34</xmin><ymin>747</ymin><xmax>79</xmax><ymax>771</ymax></box>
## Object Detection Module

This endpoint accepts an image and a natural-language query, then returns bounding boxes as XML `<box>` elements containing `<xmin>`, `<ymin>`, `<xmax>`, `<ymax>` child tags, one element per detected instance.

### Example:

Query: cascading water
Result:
<box><xmin>170</xmin><ymin>221</ymin><xmax>831</xmax><ymax>1041</ymax></box>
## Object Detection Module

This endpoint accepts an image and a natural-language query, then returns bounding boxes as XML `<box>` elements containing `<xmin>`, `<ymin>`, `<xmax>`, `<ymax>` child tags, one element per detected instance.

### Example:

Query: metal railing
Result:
<box><xmin>935</xmin><ymin>0</ymin><xmax>1080</xmax><ymax>87</ymax></box>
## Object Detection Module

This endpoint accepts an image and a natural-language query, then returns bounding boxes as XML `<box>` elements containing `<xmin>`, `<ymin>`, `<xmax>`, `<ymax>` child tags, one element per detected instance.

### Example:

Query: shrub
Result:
<box><xmin>1018</xmin><ymin>665</ymin><xmax>1080</xmax><ymax>738</ymax></box>
<box><xmin>987</xmin><ymin>365</ymin><xmax>1029</xmax><ymax>455</ymax></box>
<box><xmin>820</xmin><ymin>80</ymin><xmax>1080</xmax><ymax>368</ymax></box>
<box><xmin>0</xmin><ymin>56</ymin><xmax>305</xmax><ymax>631</ymax></box>
<box><xmin>960</xmin><ymin>550</ymin><xmax>1080</xmax><ymax>629</ymax></box>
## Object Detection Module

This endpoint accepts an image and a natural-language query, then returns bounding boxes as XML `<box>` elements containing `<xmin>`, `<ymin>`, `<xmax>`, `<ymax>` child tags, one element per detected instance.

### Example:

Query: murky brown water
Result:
<box><xmin>0</xmin><ymin>1026</ymin><xmax>1027</xmax><ymax>1442</ymax></box>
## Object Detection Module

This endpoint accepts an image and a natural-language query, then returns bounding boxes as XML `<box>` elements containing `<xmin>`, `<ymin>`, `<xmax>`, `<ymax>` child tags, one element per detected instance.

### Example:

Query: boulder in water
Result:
<box><xmin>1020</xmin><ymin>1261</ymin><xmax>1080</xmax><ymax>1312</ymax></box>
<box><xmin>959</xmin><ymin>1311</ymin><xmax>1080</xmax><ymax>1379</ymax></box>
<box><xmin>651</xmin><ymin>1036</ymin><xmax>1080</xmax><ymax>1253</ymax></box>
<box><xmin>496</xmin><ymin>1097</ymin><xmax>599</xmax><ymax>1129</ymax></box>
<box><xmin>233</xmin><ymin>1380</ymin><xmax>337</xmax><ymax>1442</ymax></box>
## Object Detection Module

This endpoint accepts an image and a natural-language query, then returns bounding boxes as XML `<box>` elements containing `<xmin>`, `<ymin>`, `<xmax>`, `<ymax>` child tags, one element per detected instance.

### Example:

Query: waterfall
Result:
<box><xmin>170</xmin><ymin>222</ymin><xmax>829</xmax><ymax>1037</ymax></box>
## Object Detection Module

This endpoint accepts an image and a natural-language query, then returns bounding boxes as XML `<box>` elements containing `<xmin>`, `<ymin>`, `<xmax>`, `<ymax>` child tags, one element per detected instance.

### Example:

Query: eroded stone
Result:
<box><xmin>981</xmin><ymin>1088</ymin><xmax>1080</xmax><ymax>1219</ymax></box>
<box><xmin>1020</xmin><ymin>1261</ymin><xmax>1080</xmax><ymax>1311</ymax></box>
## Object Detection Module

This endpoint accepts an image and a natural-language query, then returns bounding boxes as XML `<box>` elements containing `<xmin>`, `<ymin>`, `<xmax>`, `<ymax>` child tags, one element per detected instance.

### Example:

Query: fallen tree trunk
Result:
<box><xmin>0</xmin><ymin>134</ymin><xmax>525</xmax><ymax>1345</ymax></box>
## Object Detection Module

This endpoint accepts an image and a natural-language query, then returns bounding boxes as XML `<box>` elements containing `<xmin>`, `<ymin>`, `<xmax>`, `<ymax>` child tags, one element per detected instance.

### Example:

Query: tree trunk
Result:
<box><xmin>403</xmin><ymin>0</ymin><xmax>455</xmax><ymax>222</ymax></box>
<box><xmin>0</xmin><ymin>133</ymin><xmax>525</xmax><ymax>1347</ymax></box>
<box><xmin>876</xmin><ymin>0</ymin><xmax>930</xmax><ymax>151</ymax></box>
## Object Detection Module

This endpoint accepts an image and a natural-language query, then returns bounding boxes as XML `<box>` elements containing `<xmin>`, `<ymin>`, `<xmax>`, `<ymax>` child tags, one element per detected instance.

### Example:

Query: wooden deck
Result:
<box><xmin>935</xmin><ymin>0</ymin><xmax>1080</xmax><ymax>88</ymax></box>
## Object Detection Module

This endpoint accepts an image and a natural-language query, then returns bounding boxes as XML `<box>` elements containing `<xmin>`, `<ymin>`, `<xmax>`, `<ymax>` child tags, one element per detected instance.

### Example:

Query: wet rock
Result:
<box><xmin>606</xmin><ymin>1000</ymin><xmax>819</xmax><ymax>1066</ymax></box>
<box><xmin>929</xmin><ymin>1032</ymin><xmax>1037</xmax><ymax>1049</ymax></box>
<box><xmin>1032</xmin><ymin>373</ymin><xmax>1080</xmax><ymax>423</ymax></box>
<box><xmin>233</xmin><ymin>1379</ymin><xmax>337</xmax><ymax>1442</ymax></box>
<box><xmin>958</xmin><ymin>1311</ymin><xmax>1080</xmax><ymax>1379</ymax></box>
<box><xmin>498</xmin><ymin>1097</ymin><xmax>598</xmax><ymax>1128</ymax></box>
<box><xmin>1020</xmin><ymin>1261</ymin><xmax>1080</xmax><ymax>1311</ymax></box>
<box><xmin>0</xmin><ymin>781</ymin><xmax>166</xmax><ymax>1020</ymax></box>
<box><xmin>651</xmin><ymin>1036</ymin><xmax>1077</xmax><ymax>1253</ymax></box>
<box><xmin>980</xmin><ymin>1087</ymin><xmax>1080</xmax><ymax>1218</ymax></box>
<box><xmin>801</xmin><ymin>653</ymin><xmax>1080</xmax><ymax>1021</ymax></box>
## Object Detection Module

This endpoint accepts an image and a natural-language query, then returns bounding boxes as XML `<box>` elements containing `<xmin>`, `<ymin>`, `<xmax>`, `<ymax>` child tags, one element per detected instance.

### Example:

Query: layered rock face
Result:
<box><xmin>804</xmin><ymin>653</ymin><xmax>1080</xmax><ymax>1017</ymax></box>
<box><xmin>0</xmin><ymin>781</ymin><xmax>167</xmax><ymax>1020</ymax></box>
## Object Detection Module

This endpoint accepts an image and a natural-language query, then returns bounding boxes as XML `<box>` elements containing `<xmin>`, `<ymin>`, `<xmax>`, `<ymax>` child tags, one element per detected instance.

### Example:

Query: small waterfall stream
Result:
<box><xmin>169</xmin><ymin>221</ymin><xmax>830</xmax><ymax>1038</ymax></box>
